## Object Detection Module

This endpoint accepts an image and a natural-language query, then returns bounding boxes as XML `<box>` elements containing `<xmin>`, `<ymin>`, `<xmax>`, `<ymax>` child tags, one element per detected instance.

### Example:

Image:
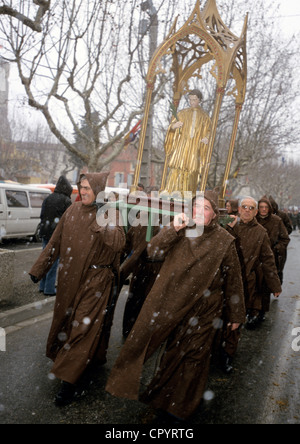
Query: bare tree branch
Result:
<box><xmin>0</xmin><ymin>1</ymin><xmax>50</xmax><ymax>32</ymax></box>
<box><xmin>1</xmin><ymin>0</ymin><xmax>299</xmax><ymax>193</ymax></box>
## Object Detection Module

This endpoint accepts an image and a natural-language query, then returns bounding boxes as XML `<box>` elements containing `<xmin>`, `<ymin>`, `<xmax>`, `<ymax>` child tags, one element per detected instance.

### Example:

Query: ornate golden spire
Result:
<box><xmin>132</xmin><ymin>0</ymin><xmax>248</xmax><ymax>197</ymax></box>
<box><xmin>145</xmin><ymin>0</ymin><xmax>247</xmax><ymax>103</ymax></box>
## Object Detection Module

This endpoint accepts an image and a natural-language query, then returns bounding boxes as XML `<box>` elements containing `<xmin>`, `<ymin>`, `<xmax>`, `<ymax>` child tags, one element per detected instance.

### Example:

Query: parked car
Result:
<box><xmin>0</xmin><ymin>183</ymin><xmax>51</xmax><ymax>242</ymax></box>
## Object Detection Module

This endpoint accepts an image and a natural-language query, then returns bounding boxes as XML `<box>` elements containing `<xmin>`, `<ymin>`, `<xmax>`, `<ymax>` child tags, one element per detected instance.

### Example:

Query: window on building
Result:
<box><xmin>114</xmin><ymin>173</ymin><xmax>124</xmax><ymax>187</ymax></box>
<box><xmin>127</xmin><ymin>174</ymin><xmax>134</xmax><ymax>187</ymax></box>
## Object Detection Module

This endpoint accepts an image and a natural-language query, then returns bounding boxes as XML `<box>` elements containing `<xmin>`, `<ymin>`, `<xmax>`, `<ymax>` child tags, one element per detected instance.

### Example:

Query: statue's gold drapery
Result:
<box><xmin>132</xmin><ymin>0</ymin><xmax>248</xmax><ymax>203</ymax></box>
<box><xmin>162</xmin><ymin>106</ymin><xmax>211</xmax><ymax>195</ymax></box>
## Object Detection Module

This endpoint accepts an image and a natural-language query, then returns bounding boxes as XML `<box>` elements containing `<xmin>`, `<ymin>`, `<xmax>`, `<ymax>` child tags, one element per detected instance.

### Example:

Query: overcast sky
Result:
<box><xmin>278</xmin><ymin>0</ymin><xmax>300</xmax><ymax>36</ymax></box>
<box><xmin>3</xmin><ymin>0</ymin><xmax>300</xmax><ymax>158</ymax></box>
<box><xmin>277</xmin><ymin>0</ymin><xmax>300</xmax><ymax>160</ymax></box>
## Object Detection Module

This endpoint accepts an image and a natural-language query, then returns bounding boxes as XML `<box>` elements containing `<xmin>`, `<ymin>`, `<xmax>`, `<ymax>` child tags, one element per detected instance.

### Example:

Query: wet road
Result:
<box><xmin>0</xmin><ymin>233</ymin><xmax>299</xmax><ymax>425</ymax></box>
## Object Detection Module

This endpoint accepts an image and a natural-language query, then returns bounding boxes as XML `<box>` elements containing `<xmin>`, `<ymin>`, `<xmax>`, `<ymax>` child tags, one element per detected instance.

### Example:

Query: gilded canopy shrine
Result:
<box><xmin>132</xmin><ymin>0</ymin><xmax>248</xmax><ymax>203</ymax></box>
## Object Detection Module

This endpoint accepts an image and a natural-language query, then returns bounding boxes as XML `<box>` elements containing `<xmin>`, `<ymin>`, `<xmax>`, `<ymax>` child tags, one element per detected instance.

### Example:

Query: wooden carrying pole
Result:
<box><xmin>220</xmin><ymin>103</ymin><xmax>243</xmax><ymax>203</ymax></box>
<box><xmin>131</xmin><ymin>84</ymin><xmax>154</xmax><ymax>192</ymax></box>
<box><xmin>200</xmin><ymin>87</ymin><xmax>225</xmax><ymax>191</ymax></box>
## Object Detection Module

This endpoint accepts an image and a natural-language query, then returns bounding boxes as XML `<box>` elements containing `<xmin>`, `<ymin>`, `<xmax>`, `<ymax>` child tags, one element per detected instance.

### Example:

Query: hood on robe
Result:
<box><xmin>258</xmin><ymin>195</ymin><xmax>273</xmax><ymax>214</ymax></box>
<box><xmin>54</xmin><ymin>175</ymin><xmax>73</xmax><ymax>198</ymax></box>
<box><xmin>191</xmin><ymin>189</ymin><xmax>220</xmax><ymax>221</ymax></box>
<box><xmin>204</xmin><ymin>189</ymin><xmax>219</xmax><ymax>216</ymax></box>
<box><xmin>77</xmin><ymin>172</ymin><xmax>109</xmax><ymax>200</ymax></box>
<box><xmin>268</xmin><ymin>195</ymin><xmax>278</xmax><ymax>213</ymax></box>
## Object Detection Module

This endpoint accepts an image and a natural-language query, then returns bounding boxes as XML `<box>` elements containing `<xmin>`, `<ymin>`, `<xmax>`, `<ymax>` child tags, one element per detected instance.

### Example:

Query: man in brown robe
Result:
<box><xmin>222</xmin><ymin>197</ymin><xmax>282</xmax><ymax>370</ymax></box>
<box><xmin>269</xmin><ymin>196</ymin><xmax>293</xmax><ymax>235</ymax></box>
<box><xmin>106</xmin><ymin>191</ymin><xmax>245</xmax><ymax>422</ymax></box>
<box><xmin>30</xmin><ymin>172</ymin><xmax>126</xmax><ymax>406</ymax></box>
<box><xmin>257</xmin><ymin>196</ymin><xmax>290</xmax><ymax>284</ymax></box>
<box><xmin>256</xmin><ymin>196</ymin><xmax>290</xmax><ymax>314</ymax></box>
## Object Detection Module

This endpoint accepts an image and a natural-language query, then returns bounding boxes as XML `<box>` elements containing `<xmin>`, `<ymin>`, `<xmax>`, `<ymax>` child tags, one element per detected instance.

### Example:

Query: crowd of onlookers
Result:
<box><xmin>287</xmin><ymin>207</ymin><xmax>300</xmax><ymax>231</ymax></box>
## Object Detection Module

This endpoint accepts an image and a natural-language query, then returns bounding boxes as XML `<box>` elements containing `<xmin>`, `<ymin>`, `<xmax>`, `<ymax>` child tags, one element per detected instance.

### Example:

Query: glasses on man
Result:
<box><xmin>241</xmin><ymin>205</ymin><xmax>256</xmax><ymax>211</ymax></box>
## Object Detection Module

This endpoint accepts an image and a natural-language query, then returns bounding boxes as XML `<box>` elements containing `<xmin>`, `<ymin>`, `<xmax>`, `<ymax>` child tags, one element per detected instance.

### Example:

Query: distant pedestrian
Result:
<box><xmin>288</xmin><ymin>208</ymin><xmax>299</xmax><ymax>231</ymax></box>
<box><xmin>39</xmin><ymin>175</ymin><xmax>72</xmax><ymax>296</ymax></box>
<box><xmin>297</xmin><ymin>211</ymin><xmax>300</xmax><ymax>232</ymax></box>
<box><xmin>30</xmin><ymin>172</ymin><xmax>125</xmax><ymax>406</ymax></box>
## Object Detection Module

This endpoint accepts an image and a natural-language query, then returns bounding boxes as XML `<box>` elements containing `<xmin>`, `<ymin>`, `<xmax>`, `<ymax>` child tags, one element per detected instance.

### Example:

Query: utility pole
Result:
<box><xmin>139</xmin><ymin>0</ymin><xmax>158</xmax><ymax>187</ymax></box>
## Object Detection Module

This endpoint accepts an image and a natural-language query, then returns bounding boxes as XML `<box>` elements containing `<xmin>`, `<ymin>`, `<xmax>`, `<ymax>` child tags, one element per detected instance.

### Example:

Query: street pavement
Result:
<box><xmin>0</xmin><ymin>241</ymin><xmax>43</xmax><ymax>309</ymax></box>
<box><xmin>0</xmin><ymin>233</ymin><xmax>299</xmax><ymax>424</ymax></box>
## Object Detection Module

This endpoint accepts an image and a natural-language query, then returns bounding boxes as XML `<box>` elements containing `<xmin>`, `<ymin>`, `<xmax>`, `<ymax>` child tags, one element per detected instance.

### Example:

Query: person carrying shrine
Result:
<box><xmin>106</xmin><ymin>190</ymin><xmax>245</xmax><ymax>422</ymax></box>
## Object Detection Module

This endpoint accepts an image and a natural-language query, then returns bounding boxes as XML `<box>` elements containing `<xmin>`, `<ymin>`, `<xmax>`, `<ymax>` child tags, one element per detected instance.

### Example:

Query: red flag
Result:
<box><xmin>124</xmin><ymin>120</ymin><xmax>141</xmax><ymax>148</ymax></box>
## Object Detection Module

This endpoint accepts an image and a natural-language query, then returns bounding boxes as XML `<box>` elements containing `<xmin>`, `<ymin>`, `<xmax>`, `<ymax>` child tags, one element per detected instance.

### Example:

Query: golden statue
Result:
<box><xmin>162</xmin><ymin>89</ymin><xmax>212</xmax><ymax>195</ymax></box>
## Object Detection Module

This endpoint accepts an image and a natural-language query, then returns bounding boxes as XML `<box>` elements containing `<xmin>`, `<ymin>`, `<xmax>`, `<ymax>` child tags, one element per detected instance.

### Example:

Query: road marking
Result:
<box><xmin>0</xmin><ymin>298</ymin><xmax>55</xmax><ymax>320</ymax></box>
<box><xmin>4</xmin><ymin>312</ymin><xmax>53</xmax><ymax>335</ymax></box>
<box><xmin>13</xmin><ymin>247</ymin><xmax>42</xmax><ymax>253</ymax></box>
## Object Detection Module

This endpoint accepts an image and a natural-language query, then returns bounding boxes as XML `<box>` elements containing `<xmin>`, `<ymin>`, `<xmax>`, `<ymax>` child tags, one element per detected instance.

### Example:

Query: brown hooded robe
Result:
<box><xmin>121</xmin><ymin>224</ymin><xmax>162</xmax><ymax>337</ymax></box>
<box><xmin>30</xmin><ymin>173</ymin><xmax>126</xmax><ymax>385</ymax></box>
<box><xmin>257</xmin><ymin>196</ymin><xmax>290</xmax><ymax>283</ymax></box>
<box><xmin>106</xmin><ymin>220</ymin><xmax>245</xmax><ymax>419</ymax></box>
<box><xmin>228</xmin><ymin>217</ymin><xmax>282</xmax><ymax>313</ymax></box>
<box><xmin>256</xmin><ymin>196</ymin><xmax>290</xmax><ymax>312</ymax></box>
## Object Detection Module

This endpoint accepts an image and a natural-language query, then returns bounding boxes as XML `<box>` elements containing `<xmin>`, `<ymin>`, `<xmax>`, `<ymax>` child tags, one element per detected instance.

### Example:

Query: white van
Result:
<box><xmin>0</xmin><ymin>183</ymin><xmax>51</xmax><ymax>242</ymax></box>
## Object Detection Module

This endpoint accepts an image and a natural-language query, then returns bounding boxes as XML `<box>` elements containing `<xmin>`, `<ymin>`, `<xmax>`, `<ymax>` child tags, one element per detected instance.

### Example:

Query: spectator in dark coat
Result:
<box><xmin>39</xmin><ymin>176</ymin><xmax>73</xmax><ymax>295</ymax></box>
<box><xmin>288</xmin><ymin>209</ymin><xmax>299</xmax><ymax>231</ymax></box>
